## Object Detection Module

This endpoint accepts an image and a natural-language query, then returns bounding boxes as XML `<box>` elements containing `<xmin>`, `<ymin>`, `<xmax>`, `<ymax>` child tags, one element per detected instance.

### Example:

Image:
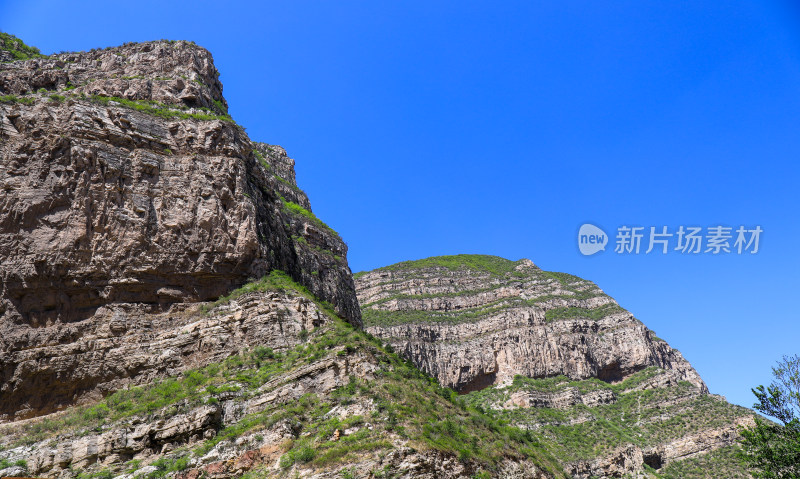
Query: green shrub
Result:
<box><xmin>0</xmin><ymin>32</ymin><xmax>44</xmax><ymax>61</ymax></box>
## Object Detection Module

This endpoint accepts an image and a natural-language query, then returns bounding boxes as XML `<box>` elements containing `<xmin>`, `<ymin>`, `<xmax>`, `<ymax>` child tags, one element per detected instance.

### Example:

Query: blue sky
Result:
<box><xmin>3</xmin><ymin>1</ymin><xmax>799</xmax><ymax>408</ymax></box>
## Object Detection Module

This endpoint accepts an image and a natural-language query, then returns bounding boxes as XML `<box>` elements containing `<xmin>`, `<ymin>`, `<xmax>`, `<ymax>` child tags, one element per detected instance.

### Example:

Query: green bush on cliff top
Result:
<box><xmin>0</xmin><ymin>32</ymin><xmax>44</xmax><ymax>61</ymax></box>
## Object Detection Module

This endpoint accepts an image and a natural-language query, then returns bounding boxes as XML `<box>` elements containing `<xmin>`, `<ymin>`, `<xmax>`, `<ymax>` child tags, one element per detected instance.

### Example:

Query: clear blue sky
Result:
<box><xmin>3</xmin><ymin>1</ymin><xmax>799</xmax><ymax>408</ymax></box>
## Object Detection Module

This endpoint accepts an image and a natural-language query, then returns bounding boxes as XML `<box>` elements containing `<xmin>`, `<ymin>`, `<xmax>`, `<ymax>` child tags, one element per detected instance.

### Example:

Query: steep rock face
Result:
<box><xmin>356</xmin><ymin>255</ymin><xmax>753</xmax><ymax>478</ymax></box>
<box><xmin>356</xmin><ymin>255</ymin><xmax>704</xmax><ymax>393</ymax></box>
<box><xmin>0</xmin><ymin>283</ymin><xmax>565</xmax><ymax>479</ymax></box>
<box><xmin>0</xmin><ymin>40</ymin><xmax>360</xmax><ymax>420</ymax></box>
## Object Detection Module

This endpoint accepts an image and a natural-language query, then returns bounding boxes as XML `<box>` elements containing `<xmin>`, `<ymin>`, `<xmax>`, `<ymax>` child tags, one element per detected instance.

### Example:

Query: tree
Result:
<box><xmin>740</xmin><ymin>355</ymin><xmax>800</xmax><ymax>478</ymax></box>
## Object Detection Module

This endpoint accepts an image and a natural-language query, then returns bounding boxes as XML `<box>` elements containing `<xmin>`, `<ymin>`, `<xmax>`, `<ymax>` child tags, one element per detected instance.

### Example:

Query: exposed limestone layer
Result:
<box><xmin>0</xmin><ymin>41</ymin><xmax>360</xmax><ymax>419</ymax></box>
<box><xmin>356</xmin><ymin>255</ymin><xmax>704</xmax><ymax>393</ymax></box>
<box><xmin>357</xmin><ymin>255</ymin><xmax>753</xmax><ymax>477</ymax></box>
<box><xmin>0</xmin><ymin>288</ymin><xmax>562</xmax><ymax>479</ymax></box>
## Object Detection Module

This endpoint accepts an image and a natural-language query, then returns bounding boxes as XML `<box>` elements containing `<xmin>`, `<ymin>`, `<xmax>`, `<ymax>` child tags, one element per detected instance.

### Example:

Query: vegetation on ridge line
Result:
<box><xmin>368</xmin><ymin>254</ymin><xmax>527</xmax><ymax>277</ymax></box>
<box><xmin>0</xmin><ymin>32</ymin><xmax>44</xmax><ymax>61</ymax></box>
<box><xmin>363</xmin><ymin>254</ymin><xmax>589</xmax><ymax>283</ymax></box>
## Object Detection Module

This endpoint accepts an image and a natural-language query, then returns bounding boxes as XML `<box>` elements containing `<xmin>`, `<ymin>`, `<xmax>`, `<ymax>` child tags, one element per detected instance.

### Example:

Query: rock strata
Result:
<box><xmin>0</xmin><ymin>40</ymin><xmax>360</xmax><ymax>420</ymax></box>
<box><xmin>357</xmin><ymin>255</ymin><xmax>754</xmax><ymax>478</ymax></box>
<box><xmin>356</xmin><ymin>255</ymin><xmax>704</xmax><ymax>392</ymax></box>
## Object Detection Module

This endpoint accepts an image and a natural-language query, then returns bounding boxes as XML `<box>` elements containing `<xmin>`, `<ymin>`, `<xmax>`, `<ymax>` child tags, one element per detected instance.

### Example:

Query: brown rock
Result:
<box><xmin>0</xmin><ymin>40</ymin><xmax>361</xmax><ymax>421</ymax></box>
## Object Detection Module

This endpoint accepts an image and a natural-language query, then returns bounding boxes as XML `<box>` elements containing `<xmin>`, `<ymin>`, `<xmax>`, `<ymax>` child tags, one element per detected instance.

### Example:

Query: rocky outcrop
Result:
<box><xmin>568</xmin><ymin>418</ymin><xmax>754</xmax><ymax>478</ymax></box>
<box><xmin>0</xmin><ymin>287</ymin><xmax>564</xmax><ymax>479</ymax></box>
<box><xmin>356</xmin><ymin>255</ymin><xmax>704</xmax><ymax>393</ymax></box>
<box><xmin>357</xmin><ymin>255</ymin><xmax>753</xmax><ymax>477</ymax></box>
<box><xmin>505</xmin><ymin>388</ymin><xmax>616</xmax><ymax>410</ymax></box>
<box><xmin>0</xmin><ymin>40</ymin><xmax>360</xmax><ymax>420</ymax></box>
<box><xmin>0</xmin><ymin>287</ymin><xmax>329</xmax><ymax>422</ymax></box>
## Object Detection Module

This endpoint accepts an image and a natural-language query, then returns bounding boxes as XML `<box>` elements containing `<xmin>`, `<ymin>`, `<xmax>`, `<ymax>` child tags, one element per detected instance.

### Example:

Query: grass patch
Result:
<box><xmin>281</xmin><ymin>197</ymin><xmax>338</xmax><ymax>236</ymax></box>
<box><xmin>544</xmin><ymin>303</ymin><xmax>624</xmax><ymax>322</ymax></box>
<box><xmin>87</xmin><ymin>95</ymin><xmax>233</xmax><ymax>122</ymax></box>
<box><xmin>658</xmin><ymin>444</ymin><xmax>750</xmax><ymax>479</ymax></box>
<box><xmin>0</xmin><ymin>94</ymin><xmax>35</xmax><ymax>105</ymax></box>
<box><xmin>374</xmin><ymin>255</ymin><xmax>525</xmax><ymax>277</ymax></box>
<box><xmin>202</xmin><ymin>269</ymin><xmax>338</xmax><ymax>319</ymax></box>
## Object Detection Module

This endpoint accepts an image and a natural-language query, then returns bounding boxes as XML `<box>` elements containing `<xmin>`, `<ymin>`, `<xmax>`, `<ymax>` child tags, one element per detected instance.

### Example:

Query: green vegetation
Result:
<box><xmin>659</xmin><ymin>445</ymin><xmax>750</xmax><ymax>479</ymax></box>
<box><xmin>740</xmin><ymin>354</ymin><xmax>800</xmax><ymax>478</ymax></box>
<box><xmin>203</xmin><ymin>269</ymin><xmax>339</xmax><ymax>319</ymax></box>
<box><xmin>542</xmin><ymin>271</ymin><xmax>584</xmax><ymax>285</ymax></box>
<box><xmin>0</xmin><ymin>95</ymin><xmax>35</xmax><ymax>105</ymax></box>
<box><xmin>374</xmin><ymin>254</ymin><xmax>525</xmax><ymax>277</ymax></box>
<box><xmin>463</xmin><ymin>367</ymin><xmax>752</xmax><ymax>464</ymax></box>
<box><xmin>87</xmin><ymin>95</ymin><xmax>233</xmax><ymax>122</ymax></box>
<box><xmin>253</xmin><ymin>148</ymin><xmax>270</xmax><ymax>169</ymax></box>
<box><xmin>281</xmin><ymin>196</ymin><xmax>339</xmax><ymax>236</ymax></box>
<box><xmin>0</xmin><ymin>458</ymin><xmax>27</xmax><ymax>473</ymax></box>
<box><xmin>212</xmin><ymin>99</ymin><xmax>227</xmax><ymax>115</ymax></box>
<box><xmin>544</xmin><ymin>303</ymin><xmax>624</xmax><ymax>322</ymax></box>
<box><xmin>0</xmin><ymin>32</ymin><xmax>44</xmax><ymax>61</ymax></box>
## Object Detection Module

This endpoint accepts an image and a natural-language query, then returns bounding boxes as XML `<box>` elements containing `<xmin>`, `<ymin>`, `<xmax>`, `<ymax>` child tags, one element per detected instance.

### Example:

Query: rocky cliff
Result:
<box><xmin>356</xmin><ymin>255</ymin><xmax>753</xmax><ymax>477</ymax></box>
<box><xmin>0</xmin><ymin>273</ymin><xmax>567</xmax><ymax>479</ymax></box>
<box><xmin>0</xmin><ymin>39</ymin><xmax>360</xmax><ymax>421</ymax></box>
<box><xmin>356</xmin><ymin>255</ymin><xmax>704</xmax><ymax>393</ymax></box>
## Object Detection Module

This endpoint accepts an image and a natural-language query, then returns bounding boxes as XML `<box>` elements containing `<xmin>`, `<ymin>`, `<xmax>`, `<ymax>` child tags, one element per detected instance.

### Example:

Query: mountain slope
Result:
<box><xmin>0</xmin><ymin>272</ymin><xmax>568</xmax><ymax>479</ymax></box>
<box><xmin>355</xmin><ymin>254</ymin><xmax>754</xmax><ymax>477</ymax></box>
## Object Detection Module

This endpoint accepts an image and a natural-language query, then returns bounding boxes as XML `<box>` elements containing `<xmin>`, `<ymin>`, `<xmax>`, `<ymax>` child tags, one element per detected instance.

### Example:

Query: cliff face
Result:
<box><xmin>356</xmin><ymin>255</ymin><xmax>704</xmax><ymax>393</ymax></box>
<box><xmin>0</xmin><ymin>40</ymin><xmax>360</xmax><ymax>420</ymax></box>
<box><xmin>356</xmin><ymin>255</ymin><xmax>752</xmax><ymax>477</ymax></box>
<box><xmin>0</xmin><ymin>276</ymin><xmax>566</xmax><ymax>479</ymax></box>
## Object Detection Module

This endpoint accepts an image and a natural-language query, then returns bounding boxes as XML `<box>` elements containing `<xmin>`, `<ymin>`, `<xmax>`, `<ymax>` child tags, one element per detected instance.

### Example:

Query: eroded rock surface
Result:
<box><xmin>357</xmin><ymin>255</ymin><xmax>754</xmax><ymax>478</ymax></box>
<box><xmin>356</xmin><ymin>255</ymin><xmax>704</xmax><ymax>392</ymax></box>
<box><xmin>0</xmin><ymin>289</ymin><xmax>560</xmax><ymax>479</ymax></box>
<box><xmin>0</xmin><ymin>40</ymin><xmax>360</xmax><ymax>420</ymax></box>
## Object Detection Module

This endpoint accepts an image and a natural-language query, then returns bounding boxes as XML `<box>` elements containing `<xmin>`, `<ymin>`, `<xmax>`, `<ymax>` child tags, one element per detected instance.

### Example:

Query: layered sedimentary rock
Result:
<box><xmin>0</xmin><ymin>285</ymin><xmax>563</xmax><ymax>479</ymax></box>
<box><xmin>0</xmin><ymin>40</ymin><xmax>359</xmax><ymax>420</ymax></box>
<box><xmin>356</xmin><ymin>255</ymin><xmax>704</xmax><ymax>392</ymax></box>
<box><xmin>356</xmin><ymin>255</ymin><xmax>753</xmax><ymax>477</ymax></box>
<box><xmin>467</xmin><ymin>368</ymin><xmax>754</xmax><ymax>478</ymax></box>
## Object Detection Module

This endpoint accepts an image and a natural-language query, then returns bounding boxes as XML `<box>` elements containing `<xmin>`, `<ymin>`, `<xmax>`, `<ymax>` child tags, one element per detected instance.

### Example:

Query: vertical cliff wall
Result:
<box><xmin>0</xmin><ymin>40</ymin><xmax>360</xmax><ymax>419</ymax></box>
